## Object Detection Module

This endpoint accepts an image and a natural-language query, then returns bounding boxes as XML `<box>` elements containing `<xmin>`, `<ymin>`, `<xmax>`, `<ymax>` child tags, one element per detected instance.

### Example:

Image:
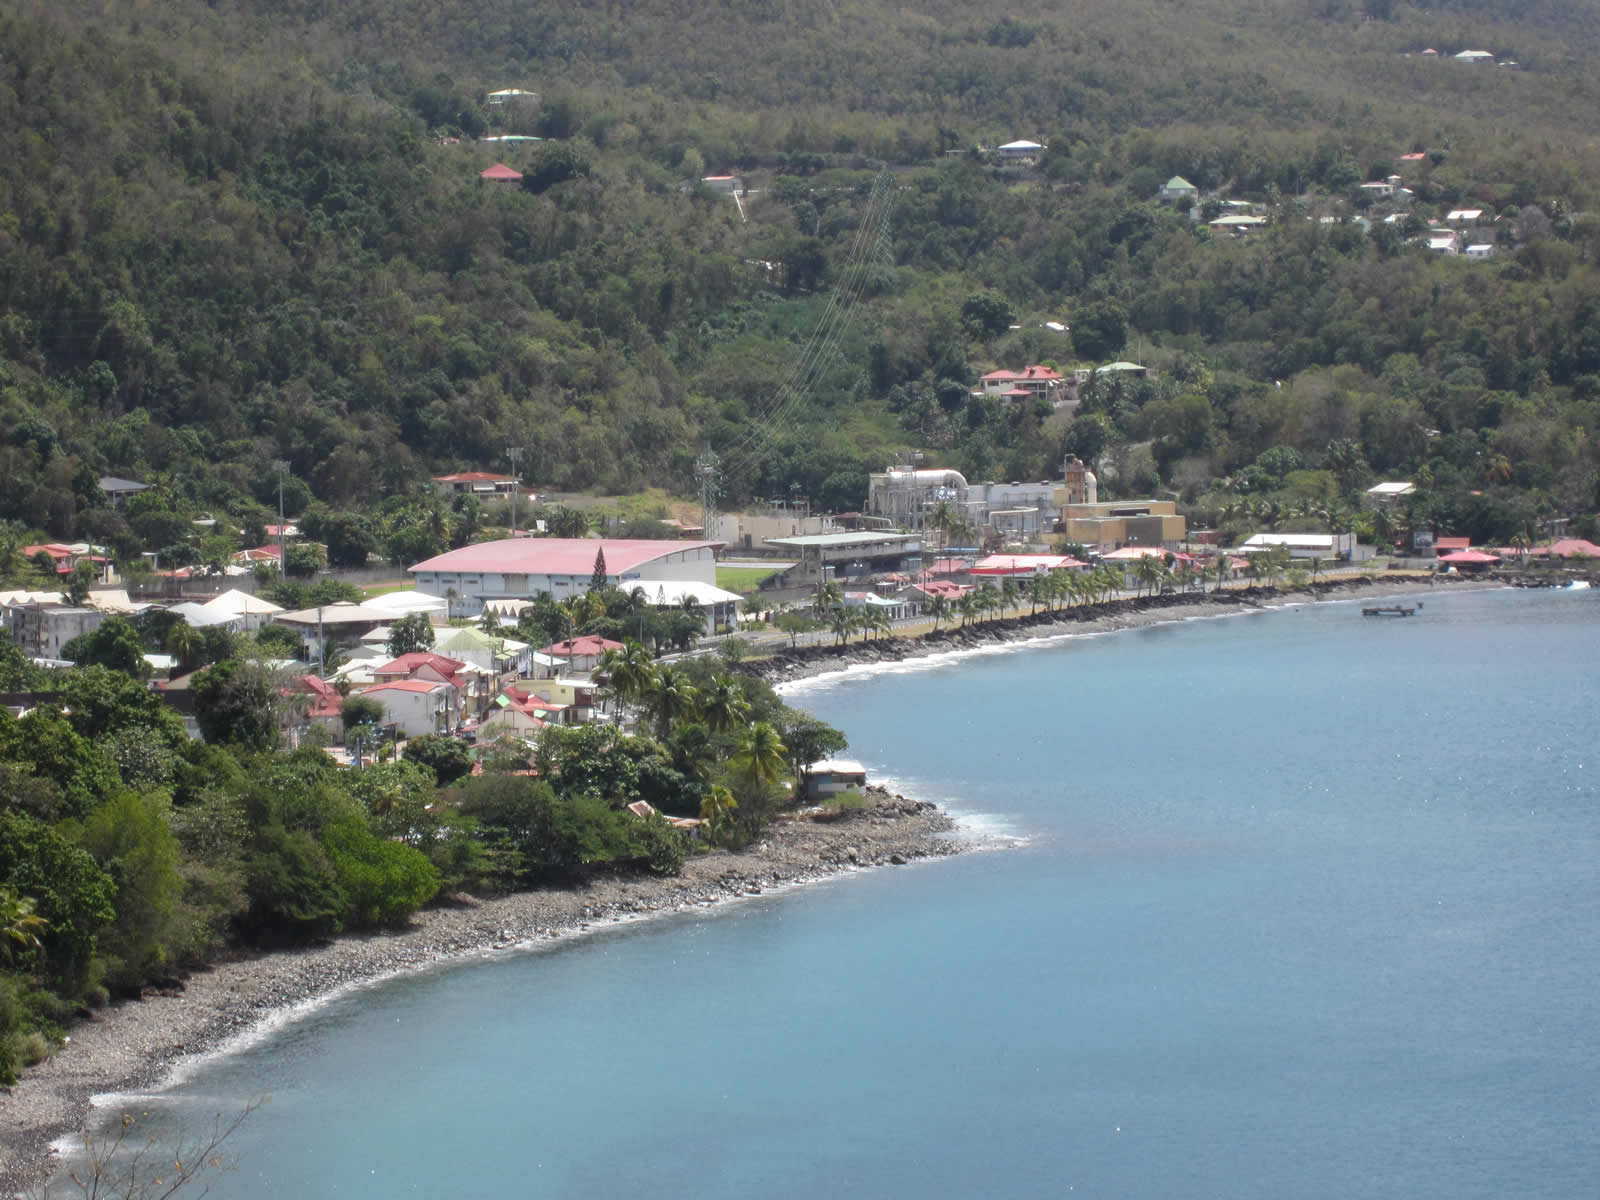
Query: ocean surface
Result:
<box><xmin>108</xmin><ymin>588</ymin><xmax>1599</xmax><ymax>1198</ymax></box>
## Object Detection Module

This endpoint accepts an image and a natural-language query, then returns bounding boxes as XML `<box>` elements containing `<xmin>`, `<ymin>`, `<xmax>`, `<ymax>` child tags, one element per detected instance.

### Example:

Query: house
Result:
<box><xmin>995</xmin><ymin>140</ymin><xmax>1045</xmax><ymax>167</ymax></box>
<box><xmin>515</xmin><ymin>677</ymin><xmax>598</xmax><ymax>723</ymax></box>
<box><xmin>1365</xmin><ymin>481</ymin><xmax>1416</xmax><ymax>507</ymax></box>
<box><xmin>98</xmin><ymin>476</ymin><xmax>150</xmax><ymax>506</ymax></box>
<box><xmin>1426</xmin><ymin>230</ymin><xmax>1461</xmax><ymax>254</ymax></box>
<box><xmin>975</xmin><ymin>365</ymin><xmax>1067</xmax><ymax>404</ymax></box>
<box><xmin>433</xmin><ymin>625</ymin><xmax>531</xmax><ymax>680</ymax></box>
<box><xmin>486</xmin><ymin>88</ymin><xmax>539</xmax><ymax>105</ymax></box>
<box><xmin>1464</xmin><ymin>238</ymin><xmax>1499</xmax><ymax>260</ymax></box>
<box><xmin>904</xmin><ymin>580</ymin><xmax>971</xmax><ymax>609</ymax></box>
<box><xmin>700</xmin><ymin>175</ymin><xmax>743</xmax><ymax>195</ymax></box>
<box><xmin>1159</xmin><ymin>176</ymin><xmax>1198</xmax><ymax>203</ymax></box>
<box><xmin>1454</xmin><ymin>49</ymin><xmax>1495</xmax><ymax>64</ymax></box>
<box><xmin>1094</xmin><ymin>361</ymin><xmax>1150</xmax><ymax>380</ymax></box>
<box><xmin>804</xmin><ymin>758</ymin><xmax>867</xmax><ymax>802</ymax></box>
<box><xmin>636</xmin><ymin>580</ymin><xmax>743</xmax><ymax>635</ymax></box>
<box><xmin>1398</xmin><ymin>151</ymin><xmax>1428</xmax><ymax>163</ymax></box>
<box><xmin>287</xmin><ymin>675</ymin><xmax>345</xmax><ymax>742</ymax></box>
<box><xmin>1057</xmin><ymin>499</ymin><xmax>1186</xmax><ymax>551</ymax></box>
<box><xmin>480</xmin><ymin>163</ymin><xmax>523</xmax><ymax>185</ymax></box>
<box><xmin>1530</xmin><ymin>538</ymin><xmax>1600</xmax><ymax>559</ymax></box>
<box><xmin>22</xmin><ymin>543</ymin><xmax>113</xmax><ymax>582</ymax></box>
<box><xmin>1433</xmin><ymin>537</ymin><xmax>1471</xmax><ymax>557</ymax></box>
<box><xmin>372</xmin><ymin>651</ymin><xmax>469</xmax><ymax>686</ymax></box>
<box><xmin>540</xmin><ymin>635</ymin><xmax>626</xmax><ymax>674</ymax></box>
<box><xmin>1208</xmin><ymin>214</ymin><xmax>1268</xmax><ymax>235</ymax></box>
<box><xmin>271</xmin><ymin>601</ymin><xmax>398</xmax><ymax>659</ymax></box>
<box><xmin>410</xmin><ymin>538</ymin><xmax>723</xmax><ymax>616</ymax></box>
<box><xmin>481</xmin><ymin>684</ymin><xmax>570</xmax><ymax>736</ymax></box>
<box><xmin>431</xmin><ymin>471</ymin><xmax>520</xmax><ymax>496</ymax></box>
<box><xmin>1445</xmin><ymin>208</ymin><xmax>1485</xmax><ymax>226</ymax></box>
<box><xmin>358</xmin><ymin>679</ymin><xmax>461</xmax><ymax>739</ymax></box>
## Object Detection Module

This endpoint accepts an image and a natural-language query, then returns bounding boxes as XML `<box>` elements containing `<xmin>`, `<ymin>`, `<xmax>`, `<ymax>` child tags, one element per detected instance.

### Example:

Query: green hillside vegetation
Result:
<box><xmin>0</xmin><ymin>0</ymin><xmax>1597</xmax><ymax>562</ymax></box>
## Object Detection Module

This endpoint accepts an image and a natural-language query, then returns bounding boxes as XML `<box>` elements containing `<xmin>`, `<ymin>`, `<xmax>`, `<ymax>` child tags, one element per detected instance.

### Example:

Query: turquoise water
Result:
<box><xmin>125</xmin><ymin>589</ymin><xmax>1599</xmax><ymax>1198</ymax></box>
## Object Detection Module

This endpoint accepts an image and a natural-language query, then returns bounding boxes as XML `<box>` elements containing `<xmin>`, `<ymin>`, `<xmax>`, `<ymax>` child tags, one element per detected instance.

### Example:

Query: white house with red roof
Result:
<box><xmin>976</xmin><ymin>365</ymin><xmax>1067</xmax><ymax>405</ymax></box>
<box><xmin>481</xmin><ymin>684</ymin><xmax>571</xmax><ymax>737</ymax></box>
<box><xmin>410</xmin><ymin>538</ymin><xmax>721</xmax><ymax>615</ymax></box>
<box><xmin>540</xmin><ymin>635</ymin><xmax>625</xmax><ymax>673</ymax></box>
<box><xmin>358</xmin><ymin>678</ymin><xmax>462</xmax><ymax>739</ymax></box>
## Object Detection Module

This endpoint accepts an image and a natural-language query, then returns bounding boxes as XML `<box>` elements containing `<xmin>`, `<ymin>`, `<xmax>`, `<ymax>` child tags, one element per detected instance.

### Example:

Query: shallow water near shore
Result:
<box><xmin>105</xmin><ymin>587</ymin><xmax>1598</xmax><ymax>1198</ymax></box>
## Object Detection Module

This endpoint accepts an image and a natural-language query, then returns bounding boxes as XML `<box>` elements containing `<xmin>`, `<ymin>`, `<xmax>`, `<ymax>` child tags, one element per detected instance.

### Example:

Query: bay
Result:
<box><xmin>124</xmin><ymin>588</ymin><xmax>1600</xmax><ymax>1198</ymax></box>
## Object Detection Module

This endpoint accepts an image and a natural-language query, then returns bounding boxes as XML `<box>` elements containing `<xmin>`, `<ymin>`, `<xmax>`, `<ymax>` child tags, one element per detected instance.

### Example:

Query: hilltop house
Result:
<box><xmin>995</xmin><ymin>140</ymin><xmax>1044</xmax><ymax>167</ymax></box>
<box><xmin>975</xmin><ymin>365</ymin><xmax>1067</xmax><ymax>404</ymax></box>
<box><xmin>1160</xmin><ymin>176</ymin><xmax>1199</xmax><ymax>203</ymax></box>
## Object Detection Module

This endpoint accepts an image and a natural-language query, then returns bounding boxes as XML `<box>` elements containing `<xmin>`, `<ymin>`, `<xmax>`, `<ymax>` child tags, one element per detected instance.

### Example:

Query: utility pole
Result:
<box><xmin>695</xmin><ymin>449</ymin><xmax>721</xmax><ymax>545</ymax></box>
<box><xmin>505</xmin><ymin>445</ymin><xmax>525</xmax><ymax>536</ymax></box>
<box><xmin>272</xmin><ymin>459</ymin><xmax>289</xmax><ymax>581</ymax></box>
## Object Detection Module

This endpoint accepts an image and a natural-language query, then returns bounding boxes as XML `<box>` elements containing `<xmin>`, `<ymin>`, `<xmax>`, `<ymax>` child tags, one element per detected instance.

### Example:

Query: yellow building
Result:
<box><xmin>1054</xmin><ymin>498</ymin><xmax>1187</xmax><ymax>551</ymax></box>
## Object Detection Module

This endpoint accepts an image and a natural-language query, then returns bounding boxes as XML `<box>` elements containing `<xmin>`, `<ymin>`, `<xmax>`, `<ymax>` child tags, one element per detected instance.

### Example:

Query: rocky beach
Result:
<box><xmin>0</xmin><ymin>790</ymin><xmax>960</xmax><ymax>1194</ymax></box>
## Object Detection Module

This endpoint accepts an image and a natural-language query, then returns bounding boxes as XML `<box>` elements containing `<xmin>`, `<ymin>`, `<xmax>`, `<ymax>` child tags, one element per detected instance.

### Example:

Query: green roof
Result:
<box><xmin>1165</xmin><ymin>176</ymin><xmax>1195</xmax><ymax>190</ymax></box>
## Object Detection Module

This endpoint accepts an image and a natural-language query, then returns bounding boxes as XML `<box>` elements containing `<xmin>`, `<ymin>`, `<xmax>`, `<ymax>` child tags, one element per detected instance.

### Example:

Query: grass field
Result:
<box><xmin>716</xmin><ymin>565</ymin><xmax>781</xmax><ymax>593</ymax></box>
<box><xmin>361</xmin><ymin>580</ymin><xmax>414</xmax><ymax>598</ymax></box>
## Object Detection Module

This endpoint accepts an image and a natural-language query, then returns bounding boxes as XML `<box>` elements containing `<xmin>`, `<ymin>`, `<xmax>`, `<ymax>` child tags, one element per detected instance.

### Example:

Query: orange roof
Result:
<box><xmin>361</xmin><ymin>679</ymin><xmax>452</xmax><ymax>695</ymax></box>
<box><xmin>480</xmin><ymin>163</ymin><xmax>523</xmax><ymax>181</ymax></box>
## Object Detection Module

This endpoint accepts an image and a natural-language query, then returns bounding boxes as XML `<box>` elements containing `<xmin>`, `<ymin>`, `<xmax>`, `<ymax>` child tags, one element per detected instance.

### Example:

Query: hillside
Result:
<box><xmin>2</xmin><ymin>0</ymin><xmax>1599</xmax><ymax>560</ymax></box>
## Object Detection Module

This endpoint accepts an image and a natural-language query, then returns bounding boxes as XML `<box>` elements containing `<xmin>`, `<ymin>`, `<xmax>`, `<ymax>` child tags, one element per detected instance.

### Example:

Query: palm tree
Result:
<box><xmin>699</xmin><ymin>783</ymin><xmax>739</xmax><ymax>835</ymax></box>
<box><xmin>956</xmin><ymin>592</ymin><xmax>978</xmax><ymax>629</ymax></box>
<box><xmin>1134</xmin><ymin>554</ymin><xmax>1165</xmax><ymax>597</ymax></box>
<box><xmin>478</xmin><ymin>607</ymin><xmax>501</xmax><ymax>633</ymax></box>
<box><xmin>926</xmin><ymin>499</ymin><xmax>958</xmax><ymax>549</ymax></box>
<box><xmin>645</xmin><ymin>665</ymin><xmax>699</xmax><ymax>737</ymax></box>
<box><xmin>1308</xmin><ymin>556</ymin><xmax>1325</xmax><ymax>585</ymax></box>
<box><xmin>974</xmin><ymin>582</ymin><xmax>1000</xmax><ymax>623</ymax></box>
<box><xmin>731</xmin><ymin>721</ymin><xmax>788</xmax><ymax>789</ymax></box>
<box><xmin>699</xmin><ymin>677</ymin><xmax>750</xmax><ymax>734</ymax></box>
<box><xmin>608</xmin><ymin>639</ymin><xmax>657</xmax><ymax>718</ymax></box>
<box><xmin>1030</xmin><ymin>576</ymin><xmax>1056</xmax><ymax>614</ymax></box>
<box><xmin>829</xmin><ymin>607</ymin><xmax>853</xmax><ymax>646</ymax></box>
<box><xmin>1000</xmin><ymin>577</ymin><xmax>1021</xmax><ymax>616</ymax></box>
<box><xmin>928</xmin><ymin>595</ymin><xmax>952</xmax><ymax>632</ymax></box>
<box><xmin>165</xmin><ymin>621</ymin><xmax>200</xmax><ymax>670</ymax></box>
<box><xmin>866</xmin><ymin>604</ymin><xmax>892</xmax><ymax>641</ymax></box>
<box><xmin>814</xmin><ymin>578</ymin><xmax>844</xmax><ymax>616</ymax></box>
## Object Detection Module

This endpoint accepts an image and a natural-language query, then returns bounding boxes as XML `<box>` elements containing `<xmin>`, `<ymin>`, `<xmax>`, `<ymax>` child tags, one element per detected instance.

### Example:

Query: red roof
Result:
<box><xmin>541</xmin><ymin>635</ymin><xmax>625</xmax><ymax>658</ymax></box>
<box><xmin>969</xmin><ymin>554</ymin><xmax>1086</xmax><ymax>575</ymax></box>
<box><xmin>432</xmin><ymin>472</ymin><xmax>517</xmax><ymax>484</ymax></box>
<box><xmin>233</xmin><ymin>545</ymin><xmax>283</xmax><ymax>562</ymax></box>
<box><xmin>480</xmin><ymin>163</ymin><xmax>523</xmax><ymax>181</ymax></box>
<box><xmin>361</xmin><ymin>679</ymin><xmax>452</xmax><ymax>696</ymax></box>
<box><xmin>927</xmin><ymin>558</ymin><xmax>970</xmax><ymax>575</ymax></box>
<box><xmin>411</xmin><ymin>538</ymin><xmax>721</xmax><ymax>577</ymax></box>
<box><xmin>1438</xmin><ymin>550</ymin><xmax>1500</xmax><ymax>564</ymax></box>
<box><xmin>504</xmin><ymin>686</ymin><xmax>567</xmax><ymax>712</ymax></box>
<box><xmin>1399</xmin><ymin>152</ymin><xmax>1427</xmax><ymax>161</ymax></box>
<box><xmin>1534</xmin><ymin>538</ymin><xmax>1600</xmax><ymax>559</ymax></box>
<box><xmin>912</xmin><ymin>580</ymin><xmax>970</xmax><ymax>598</ymax></box>
<box><xmin>1434</xmin><ymin>537</ymin><xmax>1471</xmax><ymax>551</ymax></box>
<box><xmin>23</xmin><ymin>543</ymin><xmax>74</xmax><ymax>559</ymax></box>
<box><xmin>375</xmin><ymin>652</ymin><xmax>467</xmax><ymax>681</ymax></box>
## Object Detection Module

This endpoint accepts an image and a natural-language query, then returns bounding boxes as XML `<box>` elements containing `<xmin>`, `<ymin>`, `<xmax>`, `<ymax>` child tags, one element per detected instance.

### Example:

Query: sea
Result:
<box><xmin>90</xmin><ymin>587</ymin><xmax>1600</xmax><ymax>1199</ymax></box>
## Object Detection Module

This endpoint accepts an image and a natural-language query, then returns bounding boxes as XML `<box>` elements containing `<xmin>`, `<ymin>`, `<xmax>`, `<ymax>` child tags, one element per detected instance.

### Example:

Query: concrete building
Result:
<box><xmin>1057</xmin><ymin>499</ymin><xmax>1187</xmax><ymax>551</ymax></box>
<box><xmin>431</xmin><ymin>472</ymin><xmax>520</xmax><ymax>496</ymax></box>
<box><xmin>358</xmin><ymin>679</ymin><xmax>462</xmax><ymax>739</ymax></box>
<box><xmin>1365</xmin><ymin>481</ymin><xmax>1416</xmax><ymax>507</ymax></box>
<box><xmin>804</xmin><ymin>758</ymin><xmax>867</xmax><ymax>802</ymax></box>
<box><xmin>866</xmin><ymin>468</ymin><xmax>970</xmax><ymax>530</ymax></box>
<box><xmin>994</xmin><ymin>140</ymin><xmax>1044</xmax><ymax>167</ymax></box>
<box><xmin>725</xmin><ymin>511</ymin><xmax>839</xmax><ymax>553</ymax></box>
<box><xmin>766</xmin><ymin>531</ymin><xmax>923</xmax><ymax>584</ymax></box>
<box><xmin>0</xmin><ymin>601</ymin><xmax>104</xmax><ymax>659</ymax></box>
<box><xmin>410</xmin><ymin>538</ymin><xmax>722</xmax><ymax>615</ymax></box>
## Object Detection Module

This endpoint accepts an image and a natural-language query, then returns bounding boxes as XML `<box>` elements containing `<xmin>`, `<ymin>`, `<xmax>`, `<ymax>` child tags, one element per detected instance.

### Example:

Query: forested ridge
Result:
<box><xmin>2</xmin><ymin>0</ymin><xmax>1599</xmax><ymax>550</ymax></box>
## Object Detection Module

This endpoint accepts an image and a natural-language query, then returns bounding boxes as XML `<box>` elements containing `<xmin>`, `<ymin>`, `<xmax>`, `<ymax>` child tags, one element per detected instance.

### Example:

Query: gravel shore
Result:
<box><xmin>0</xmin><ymin>790</ymin><xmax>961</xmax><ymax>1194</ymax></box>
<box><xmin>752</xmin><ymin>575</ymin><xmax>1498</xmax><ymax>686</ymax></box>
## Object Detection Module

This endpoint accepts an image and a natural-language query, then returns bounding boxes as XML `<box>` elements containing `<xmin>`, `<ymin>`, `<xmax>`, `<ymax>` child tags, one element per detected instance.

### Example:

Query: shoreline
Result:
<box><xmin>747</xmin><ymin>575</ymin><xmax>1501</xmax><ymax>687</ymax></box>
<box><xmin>0</xmin><ymin>790</ymin><xmax>962</xmax><ymax>1194</ymax></box>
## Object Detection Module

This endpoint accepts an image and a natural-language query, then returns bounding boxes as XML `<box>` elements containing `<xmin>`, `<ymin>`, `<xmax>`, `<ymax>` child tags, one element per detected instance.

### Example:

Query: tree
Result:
<box><xmin>386</xmin><ymin>613</ymin><xmax>435</xmax><ymax>657</ymax></box>
<box><xmin>698</xmin><ymin>676</ymin><xmax>749</xmax><ymax>734</ymax></box>
<box><xmin>0</xmin><ymin>885</ymin><xmax>47</xmax><ymax>965</ymax></box>
<box><xmin>961</xmin><ymin>289</ymin><xmax>1014</xmax><ymax>339</ymax></box>
<box><xmin>590</xmin><ymin>546</ymin><xmax>608</xmax><ymax>591</ymax></box>
<box><xmin>774</xmin><ymin>610</ymin><xmax>816</xmax><ymax>647</ymax></box>
<box><xmin>62</xmin><ymin>559</ymin><xmax>96</xmax><ymax>606</ymax></box>
<box><xmin>776</xmin><ymin>711</ymin><xmax>847</xmax><ymax>794</ymax></box>
<box><xmin>402</xmin><ymin>734</ymin><xmax>473</xmax><ymax>785</ymax></box>
<box><xmin>730</xmin><ymin>721</ymin><xmax>788</xmax><ymax>790</ymax></box>
<box><xmin>62</xmin><ymin>616</ymin><xmax>149</xmax><ymax>678</ymax></box>
<box><xmin>645</xmin><ymin>666</ymin><xmax>699</xmax><ymax>737</ymax></box>
<box><xmin>521</xmin><ymin>142</ymin><xmax>591</xmax><ymax>194</ymax></box>
<box><xmin>928</xmin><ymin>594</ymin><xmax>952</xmax><ymax>631</ymax></box>
<box><xmin>192</xmin><ymin>659</ymin><xmax>285</xmax><ymax>751</ymax></box>
<box><xmin>546</xmin><ymin>506</ymin><xmax>589</xmax><ymax>539</ymax></box>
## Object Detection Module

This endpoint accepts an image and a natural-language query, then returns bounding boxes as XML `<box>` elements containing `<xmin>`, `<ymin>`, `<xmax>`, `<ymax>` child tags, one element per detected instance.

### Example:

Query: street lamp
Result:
<box><xmin>505</xmin><ymin>446</ymin><xmax>525</xmax><ymax>536</ymax></box>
